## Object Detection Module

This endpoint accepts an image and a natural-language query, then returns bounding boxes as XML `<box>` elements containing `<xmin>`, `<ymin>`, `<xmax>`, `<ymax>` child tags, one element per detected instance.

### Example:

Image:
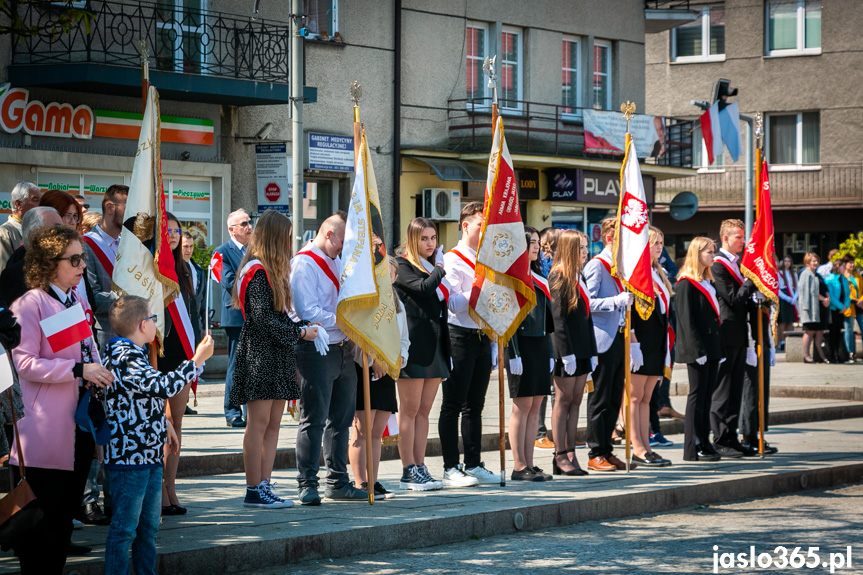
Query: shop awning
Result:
<box><xmin>408</xmin><ymin>157</ymin><xmax>487</xmax><ymax>182</ymax></box>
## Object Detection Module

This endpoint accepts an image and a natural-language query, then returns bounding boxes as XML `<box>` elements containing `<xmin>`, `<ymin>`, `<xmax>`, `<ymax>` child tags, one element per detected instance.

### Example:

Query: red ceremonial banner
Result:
<box><xmin>740</xmin><ymin>161</ymin><xmax>779</xmax><ymax>302</ymax></box>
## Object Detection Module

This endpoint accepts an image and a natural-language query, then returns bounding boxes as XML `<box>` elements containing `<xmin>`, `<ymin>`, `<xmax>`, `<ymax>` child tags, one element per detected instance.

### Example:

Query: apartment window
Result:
<box><xmin>156</xmin><ymin>0</ymin><xmax>206</xmax><ymax>74</ymax></box>
<box><xmin>692</xmin><ymin>125</ymin><xmax>725</xmax><ymax>169</ymax></box>
<box><xmin>768</xmin><ymin>113</ymin><xmax>820</xmax><ymax>165</ymax></box>
<box><xmin>465</xmin><ymin>23</ymin><xmax>523</xmax><ymax>112</ymax></box>
<box><xmin>766</xmin><ymin>0</ymin><xmax>821</xmax><ymax>55</ymax></box>
<box><xmin>562</xmin><ymin>37</ymin><xmax>581</xmax><ymax>115</ymax></box>
<box><xmin>592</xmin><ymin>40</ymin><xmax>612</xmax><ymax>110</ymax></box>
<box><xmin>304</xmin><ymin>0</ymin><xmax>338</xmax><ymax>36</ymax></box>
<box><xmin>672</xmin><ymin>4</ymin><xmax>725</xmax><ymax>61</ymax></box>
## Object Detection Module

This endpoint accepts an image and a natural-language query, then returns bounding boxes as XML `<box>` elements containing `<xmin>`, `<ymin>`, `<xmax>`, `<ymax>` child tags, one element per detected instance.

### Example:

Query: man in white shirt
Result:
<box><xmin>817</xmin><ymin>249</ymin><xmax>839</xmax><ymax>279</ymax></box>
<box><xmin>439</xmin><ymin>202</ymin><xmax>500</xmax><ymax>487</ymax></box>
<box><xmin>292</xmin><ymin>212</ymin><xmax>368</xmax><ymax>505</ymax></box>
<box><xmin>0</xmin><ymin>182</ymin><xmax>41</xmax><ymax>270</ymax></box>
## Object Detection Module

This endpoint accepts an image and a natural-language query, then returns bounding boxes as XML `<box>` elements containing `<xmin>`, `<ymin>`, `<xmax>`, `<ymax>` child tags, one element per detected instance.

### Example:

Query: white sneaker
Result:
<box><xmin>443</xmin><ymin>466</ymin><xmax>479</xmax><ymax>487</ymax></box>
<box><xmin>464</xmin><ymin>462</ymin><xmax>501</xmax><ymax>484</ymax></box>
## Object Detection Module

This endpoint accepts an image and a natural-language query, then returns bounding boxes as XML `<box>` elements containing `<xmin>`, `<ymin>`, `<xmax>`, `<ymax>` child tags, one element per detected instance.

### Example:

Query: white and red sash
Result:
<box><xmin>713</xmin><ymin>254</ymin><xmax>745</xmax><ymax>286</ymax></box>
<box><xmin>532</xmin><ymin>271</ymin><xmax>551</xmax><ymax>301</ymax></box>
<box><xmin>680</xmin><ymin>276</ymin><xmax>721</xmax><ymax>324</ymax></box>
<box><xmin>420</xmin><ymin>257</ymin><xmax>452</xmax><ymax>303</ymax></box>
<box><xmin>578</xmin><ymin>276</ymin><xmax>591</xmax><ymax>317</ymax></box>
<box><xmin>237</xmin><ymin>259</ymin><xmax>270</xmax><ymax>319</ymax></box>
<box><xmin>653</xmin><ymin>269</ymin><xmax>675</xmax><ymax>375</ymax></box>
<box><xmin>298</xmin><ymin>249</ymin><xmax>340</xmax><ymax>293</ymax></box>
<box><xmin>82</xmin><ymin>233</ymin><xmax>115</xmax><ymax>276</ymax></box>
<box><xmin>653</xmin><ymin>268</ymin><xmax>670</xmax><ymax>317</ymax></box>
<box><xmin>448</xmin><ymin>246</ymin><xmax>476</xmax><ymax>271</ymax></box>
<box><xmin>781</xmin><ymin>270</ymin><xmax>799</xmax><ymax>321</ymax></box>
<box><xmin>594</xmin><ymin>252</ymin><xmax>624</xmax><ymax>292</ymax></box>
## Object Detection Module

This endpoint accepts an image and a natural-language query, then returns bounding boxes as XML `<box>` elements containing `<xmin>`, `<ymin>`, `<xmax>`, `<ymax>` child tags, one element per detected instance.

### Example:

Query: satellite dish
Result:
<box><xmin>669</xmin><ymin>191</ymin><xmax>698</xmax><ymax>221</ymax></box>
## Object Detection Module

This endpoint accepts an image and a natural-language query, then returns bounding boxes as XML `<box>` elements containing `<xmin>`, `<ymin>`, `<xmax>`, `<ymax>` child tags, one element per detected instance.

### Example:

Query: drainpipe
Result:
<box><xmin>392</xmin><ymin>0</ymin><xmax>402</xmax><ymax>249</ymax></box>
<box><xmin>291</xmin><ymin>0</ymin><xmax>304</xmax><ymax>253</ymax></box>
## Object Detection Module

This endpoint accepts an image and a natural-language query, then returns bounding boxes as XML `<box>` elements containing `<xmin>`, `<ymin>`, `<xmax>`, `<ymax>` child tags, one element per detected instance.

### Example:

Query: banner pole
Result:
<box><xmin>204</xmin><ymin>265</ymin><xmax>211</xmax><ymax>337</ymax></box>
<box><xmin>362</xmin><ymin>353</ymin><xmax>375</xmax><ymax>504</ymax></box>
<box><xmin>498</xmin><ymin>339</ymin><xmax>506</xmax><ymax>486</ymax></box>
<box><xmin>757</xmin><ymin>305</ymin><xmax>766</xmax><ymax>457</ymax></box>
<box><xmin>624</xmin><ymin>307</ymin><xmax>632</xmax><ymax>473</ymax></box>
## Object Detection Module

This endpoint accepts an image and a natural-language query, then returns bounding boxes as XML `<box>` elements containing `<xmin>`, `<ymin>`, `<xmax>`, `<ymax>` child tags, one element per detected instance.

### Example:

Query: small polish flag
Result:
<box><xmin>382</xmin><ymin>413</ymin><xmax>399</xmax><ymax>439</ymax></box>
<box><xmin>39</xmin><ymin>304</ymin><xmax>92</xmax><ymax>353</ymax></box>
<box><xmin>699</xmin><ymin>100</ymin><xmax>723</xmax><ymax>166</ymax></box>
<box><xmin>0</xmin><ymin>345</ymin><xmax>15</xmax><ymax>393</ymax></box>
<box><xmin>210</xmin><ymin>251</ymin><xmax>223</xmax><ymax>284</ymax></box>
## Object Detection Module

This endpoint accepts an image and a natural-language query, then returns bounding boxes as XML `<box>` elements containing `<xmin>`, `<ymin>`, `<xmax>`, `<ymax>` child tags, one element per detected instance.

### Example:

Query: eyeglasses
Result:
<box><xmin>139</xmin><ymin>314</ymin><xmax>158</xmax><ymax>329</ymax></box>
<box><xmin>167</xmin><ymin>228</ymin><xmax>182</xmax><ymax>235</ymax></box>
<box><xmin>63</xmin><ymin>213</ymin><xmax>80</xmax><ymax>224</ymax></box>
<box><xmin>230</xmin><ymin>220</ymin><xmax>252</xmax><ymax>228</ymax></box>
<box><xmin>55</xmin><ymin>253</ymin><xmax>85</xmax><ymax>267</ymax></box>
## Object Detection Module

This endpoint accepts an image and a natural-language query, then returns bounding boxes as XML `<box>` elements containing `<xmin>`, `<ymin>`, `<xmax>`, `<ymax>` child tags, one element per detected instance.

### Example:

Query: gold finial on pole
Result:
<box><xmin>621</xmin><ymin>100</ymin><xmax>636</xmax><ymax>133</ymax></box>
<box><xmin>350</xmin><ymin>81</ymin><xmax>362</xmax><ymax>123</ymax></box>
<box><xmin>754</xmin><ymin>112</ymin><xmax>764</xmax><ymax>151</ymax></box>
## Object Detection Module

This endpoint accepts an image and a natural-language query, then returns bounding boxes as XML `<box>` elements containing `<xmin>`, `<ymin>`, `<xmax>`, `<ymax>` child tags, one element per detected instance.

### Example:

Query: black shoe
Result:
<box><xmin>531</xmin><ymin>466</ymin><xmax>554</xmax><ymax>481</ymax></box>
<box><xmin>647</xmin><ymin>452</ymin><xmax>672</xmax><ymax>467</ymax></box>
<box><xmin>734</xmin><ymin>442</ymin><xmax>759</xmax><ymax>457</ymax></box>
<box><xmin>162</xmin><ymin>504</ymin><xmax>187</xmax><ymax>516</ymax></box>
<box><xmin>713</xmin><ymin>444</ymin><xmax>743</xmax><ymax>459</ymax></box>
<box><xmin>185</xmin><ymin>405</ymin><xmax>197</xmax><ymax>415</ymax></box>
<box><xmin>511</xmin><ymin>467</ymin><xmax>538</xmax><ymax>481</ymax></box>
<box><xmin>741</xmin><ymin>441</ymin><xmax>778</xmax><ymax>455</ymax></box>
<box><xmin>632</xmin><ymin>454</ymin><xmax>665</xmax><ymax>467</ymax></box>
<box><xmin>228</xmin><ymin>417</ymin><xmax>246</xmax><ymax>428</ymax></box>
<box><xmin>81</xmin><ymin>502</ymin><xmax>110</xmax><ymax>526</ymax></box>
<box><xmin>68</xmin><ymin>542</ymin><xmax>92</xmax><ymax>555</ymax></box>
<box><xmin>695</xmin><ymin>450</ymin><xmax>721</xmax><ymax>461</ymax></box>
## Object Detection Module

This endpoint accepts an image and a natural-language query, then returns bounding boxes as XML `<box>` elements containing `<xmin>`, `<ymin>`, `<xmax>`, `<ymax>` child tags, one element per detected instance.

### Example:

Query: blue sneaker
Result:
<box><xmin>243</xmin><ymin>485</ymin><xmax>285</xmax><ymax>508</ymax></box>
<box><xmin>650</xmin><ymin>433</ymin><xmax>674</xmax><ymax>447</ymax></box>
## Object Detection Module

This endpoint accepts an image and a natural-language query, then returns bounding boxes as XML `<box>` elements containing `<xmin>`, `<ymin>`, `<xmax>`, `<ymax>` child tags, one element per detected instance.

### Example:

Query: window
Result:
<box><xmin>766</xmin><ymin>0</ymin><xmax>820</xmax><ymax>55</ymax></box>
<box><xmin>156</xmin><ymin>0</ymin><xmax>206</xmax><ymax>74</ymax></box>
<box><xmin>672</xmin><ymin>4</ymin><xmax>725</xmax><ymax>61</ymax></box>
<box><xmin>592</xmin><ymin>40</ymin><xmax>612</xmax><ymax>110</ymax></box>
<box><xmin>304</xmin><ymin>0</ymin><xmax>337</xmax><ymax>37</ymax></box>
<box><xmin>562</xmin><ymin>37</ymin><xmax>581</xmax><ymax>115</ymax></box>
<box><xmin>692</xmin><ymin>125</ymin><xmax>725</xmax><ymax>169</ymax></box>
<box><xmin>767</xmin><ymin>113</ymin><xmax>820</xmax><ymax>165</ymax></box>
<box><xmin>465</xmin><ymin>23</ymin><xmax>523</xmax><ymax>112</ymax></box>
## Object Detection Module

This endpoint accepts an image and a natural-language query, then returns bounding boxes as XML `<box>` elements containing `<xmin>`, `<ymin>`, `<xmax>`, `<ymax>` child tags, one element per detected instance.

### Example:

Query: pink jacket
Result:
<box><xmin>9</xmin><ymin>288</ymin><xmax>97</xmax><ymax>471</ymax></box>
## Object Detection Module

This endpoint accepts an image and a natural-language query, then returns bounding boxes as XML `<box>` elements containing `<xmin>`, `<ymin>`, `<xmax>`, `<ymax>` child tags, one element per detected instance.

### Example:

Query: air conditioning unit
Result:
<box><xmin>422</xmin><ymin>188</ymin><xmax>460</xmax><ymax>221</ymax></box>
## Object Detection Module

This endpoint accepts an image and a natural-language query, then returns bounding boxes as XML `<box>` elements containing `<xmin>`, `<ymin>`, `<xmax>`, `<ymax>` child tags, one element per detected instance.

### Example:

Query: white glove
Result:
<box><xmin>434</xmin><ymin>246</ymin><xmax>445</xmax><ymax>266</ymax></box>
<box><xmin>695</xmin><ymin>355</ymin><xmax>707</xmax><ymax>366</ymax></box>
<box><xmin>752</xmin><ymin>291</ymin><xmax>766</xmax><ymax>303</ymax></box>
<box><xmin>746</xmin><ymin>346</ymin><xmax>758</xmax><ymax>367</ymax></box>
<box><xmin>490</xmin><ymin>342</ymin><xmax>498</xmax><ymax>368</ymax></box>
<box><xmin>613</xmin><ymin>292</ymin><xmax>635</xmax><ymax>307</ymax></box>
<box><xmin>769</xmin><ymin>348</ymin><xmax>776</xmax><ymax>367</ymax></box>
<box><xmin>549</xmin><ymin>358</ymin><xmax>555</xmax><ymax>373</ymax></box>
<box><xmin>630</xmin><ymin>342</ymin><xmax>644</xmax><ymax>372</ymax></box>
<box><xmin>590</xmin><ymin>356</ymin><xmax>598</xmax><ymax>371</ymax></box>
<box><xmin>719</xmin><ymin>357</ymin><xmax>726</xmax><ymax>364</ymax></box>
<box><xmin>401</xmin><ymin>355</ymin><xmax>408</xmax><ymax>369</ymax></box>
<box><xmin>508</xmin><ymin>357</ymin><xmax>523</xmax><ymax>376</ymax></box>
<box><xmin>562</xmin><ymin>354</ymin><xmax>577</xmax><ymax>376</ymax></box>
<box><xmin>313</xmin><ymin>326</ymin><xmax>330</xmax><ymax>356</ymax></box>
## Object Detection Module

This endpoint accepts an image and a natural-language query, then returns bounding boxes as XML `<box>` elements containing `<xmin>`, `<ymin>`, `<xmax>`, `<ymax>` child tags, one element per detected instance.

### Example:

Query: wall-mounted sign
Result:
<box><xmin>582</xmin><ymin>169</ymin><xmax>655</xmax><ymax>205</ymax></box>
<box><xmin>583</xmin><ymin>109</ymin><xmax>664</xmax><ymax>158</ymax></box>
<box><xmin>94</xmin><ymin>110</ymin><xmax>214</xmax><ymax>145</ymax></box>
<box><xmin>256</xmin><ymin>143</ymin><xmax>292</xmax><ymax>215</ymax></box>
<box><xmin>546</xmin><ymin>168</ymin><xmax>580</xmax><ymax>201</ymax></box>
<box><xmin>0</xmin><ymin>85</ymin><xmax>93</xmax><ymax>139</ymax></box>
<box><xmin>517</xmin><ymin>169</ymin><xmax>539</xmax><ymax>200</ymax></box>
<box><xmin>307</xmin><ymin>133</ymin><xmax>354</xmax><ymax>172</ymax></box>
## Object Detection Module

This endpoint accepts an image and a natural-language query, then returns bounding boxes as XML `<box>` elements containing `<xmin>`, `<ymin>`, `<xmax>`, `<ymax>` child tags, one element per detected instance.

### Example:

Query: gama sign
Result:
<box><xmin>0</xmin><ymin>85</ymin><xmax>94</xmax><ymax>139</ymax></box>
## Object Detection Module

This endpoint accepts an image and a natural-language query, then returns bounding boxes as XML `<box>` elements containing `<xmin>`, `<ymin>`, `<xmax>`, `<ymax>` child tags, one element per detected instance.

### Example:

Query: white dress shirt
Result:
<box><xmin>188</xmin><ymin>261</ymin><xmax>198</xmax><ymax>293</ymax></box>
<box><xmin>290</xmin><ymin>243</ymin><xmax>346</xmax><ymax>342</ymax></box>
<box><xmin>85</xmin><ymin>224</ymin><xmax>121</xmax><ymax>261</ymax></box>
<box><xmin>444</xmin><ymin>240</ymin><xmax>478</xmax><ymax>329</ymax></box>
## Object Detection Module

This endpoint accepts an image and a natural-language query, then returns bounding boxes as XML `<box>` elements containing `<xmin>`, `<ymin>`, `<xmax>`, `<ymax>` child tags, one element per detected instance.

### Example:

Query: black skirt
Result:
<box><xmin>508</xmin><ymin>334</ymin><xmax>552</xmax><ymax>398</ymax></box>
<box><xmin>632</xmin><ymin>306</ymin><xmax>668</xmax><ymax>376</ymax></box>
<box><xmin>778</xmin><ymin>298</ymin><xmax>797</xmax><ymax>323</ymax></box>
<box><xmin>400</xmin><ymin>329</ymin><xmax>450</xmax><ymax>379</ymax></box>
<box><xmin>552</xmin><ymin>357</ymin><xmax>592</xmax><ymax>377</ymax></box>
<box><xmin>355</xmin><ymin>363</ymin><xmax>398</xmax><ymax>413</ymax></box>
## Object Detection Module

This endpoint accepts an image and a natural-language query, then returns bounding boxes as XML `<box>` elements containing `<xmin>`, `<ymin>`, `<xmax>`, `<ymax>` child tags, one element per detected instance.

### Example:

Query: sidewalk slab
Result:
<box><xmin>2</xmin><ymin>417</ymin><xmax>861</xmax><ymax>575</ymax></box>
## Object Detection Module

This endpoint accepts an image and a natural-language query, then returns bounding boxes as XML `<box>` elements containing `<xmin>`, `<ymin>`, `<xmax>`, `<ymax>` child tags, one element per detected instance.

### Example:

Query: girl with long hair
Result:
<box><xmin>393</xmin><ymin>217</ymin><xmax>450</xmax><ymax>491</ymax></box>
<box><xmin>506</xmin><ymin>227</ymin><xmax>554</xmax><ymax>481</ymax></box>
<box><xmin>230</xmin><ymin>210</ymin><xmax>319</xmax><ymax>508</ymax></box>
<box><xmin>675</xmin><ymin>237</ymin><xmax>723</xmax><ymax>462</ymax></box>
<box><xmin>539</xmin><ymin>227</ymin><xmax>560</xmax><ymax>278</ymax></box>
<box><xmin>548</xmin><ymin>229</ymin><xmax>595</xmax><ymax>476</ymax></box>
<box><xmin>777</xmin><ymin>255</ymin><xmax>798</xmax><ymax>347</ymax></box>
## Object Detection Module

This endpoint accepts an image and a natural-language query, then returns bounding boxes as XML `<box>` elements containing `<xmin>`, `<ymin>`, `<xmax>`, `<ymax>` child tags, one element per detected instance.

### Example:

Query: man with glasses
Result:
<box><xmin>215</xmin><ymin>209</ymin><xmax>253</xmax><ymax>428</ymax></box>
<box><xmin>0</xmin><ymin>182</ymin><xmax>41</xmax><ymax>270</ymax></box>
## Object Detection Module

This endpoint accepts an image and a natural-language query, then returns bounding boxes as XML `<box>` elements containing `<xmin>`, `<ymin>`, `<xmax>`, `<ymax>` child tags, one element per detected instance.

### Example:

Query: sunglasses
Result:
<box><xmin>139</xmin><ymin>314</ymin><xmax>158</xmax><ymax>329</ymax></box>
<box><xmin>56</xmin><ymin>253</ymin><xmax>85</xmax><ymax>267</ymax></box>
<box><xmin>231</xmin><ymin>220</ymin><xmax>252</xmax><ymax>228</ymax></box>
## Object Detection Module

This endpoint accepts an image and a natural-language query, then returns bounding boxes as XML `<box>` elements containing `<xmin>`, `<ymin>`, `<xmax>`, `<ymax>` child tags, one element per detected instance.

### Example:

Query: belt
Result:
<box><xmin>450</xmin><ymin>324</ymin><xmax>485</xmax><ymax>336</ymax></box>
<box><xmin>617</xmin><ymin>326</ymin><xmax>626</xmax><ymax>334</ymax></box>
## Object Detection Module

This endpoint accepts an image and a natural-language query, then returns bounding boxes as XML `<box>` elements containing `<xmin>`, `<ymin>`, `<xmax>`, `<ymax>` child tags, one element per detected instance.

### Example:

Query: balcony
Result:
<box><xmin>655</xmin><ymin>163</ymin><xmax>863</xmax><ymax>209</ymax></box>
<box><xmin>8</xmin><ymin>0</ymin><xmax>290</xmax><ymax>106</ymax></box>
<box><xmin>644</xmin><ymin>1</ymin><xmax>699</xmax><ymax>34</ymax></box>
<box><xmin>446</xmin><ymin>98</ymin><xmax>695</xmax><ymax>169</ymax></box>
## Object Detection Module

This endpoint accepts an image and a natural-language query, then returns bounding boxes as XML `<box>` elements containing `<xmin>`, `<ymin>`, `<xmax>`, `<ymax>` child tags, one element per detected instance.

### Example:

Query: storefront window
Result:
<box><xmin>587</xmin><ymin>207</ymin><xmax>615</xmax><ymax>256</ymax></box>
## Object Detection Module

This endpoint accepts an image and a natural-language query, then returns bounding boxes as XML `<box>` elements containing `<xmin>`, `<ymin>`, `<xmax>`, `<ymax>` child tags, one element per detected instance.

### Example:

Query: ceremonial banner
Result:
<box><xmin>336</xmin><ymin>129</ymin><xmax>401</xmax><ymax>379</ymax></box>
<box><xmin>612</xmin><ymin>134</ymin><xmax>655</xmax><ymax>320</ymax></box>
<box><xmin>469</xmin><ymin>117</ymin><xmax>535</xmax><ymax>344</ymax></box>
<box><xmin>699</xmin><ymin>100</ymin><xmax>723</xmax><ymax>166</ymax></box>
<box><xmin>741</xmin><ymin>161</ymin><xmax>779</xmax><ymax>302</ymax></box>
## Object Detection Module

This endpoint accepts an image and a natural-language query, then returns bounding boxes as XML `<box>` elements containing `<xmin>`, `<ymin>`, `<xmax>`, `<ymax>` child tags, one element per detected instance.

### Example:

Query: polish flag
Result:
<box><xmin>210</xmin><ymin>251</ymin><xmax>223</xmax><ymax>284</ymax></box>
<box><xmin>0</xmin><ymin>345</ymin><xmax>15</xmax><ymax>393</ymax></box>
<box><xmin>382</xmin><ymin>413</ymin><xmax>399</xmax><ymax>439</ymax></box>
<box><xmin>699</xmin><ymin>101</ymin><xmax>723</xmax><ymax>166</ymax></box>
<box><xmin>39</xmin><ymin>304</ymin><xmax>92</xmax><ymax>354</ymax></box>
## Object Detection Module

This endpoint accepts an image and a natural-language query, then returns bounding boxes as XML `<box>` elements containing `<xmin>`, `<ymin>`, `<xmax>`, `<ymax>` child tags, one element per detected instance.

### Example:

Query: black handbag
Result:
<box><xmin>0</xmin><ymin>389</ymin><xmax>44</xmax><ymax>551</ymax></box>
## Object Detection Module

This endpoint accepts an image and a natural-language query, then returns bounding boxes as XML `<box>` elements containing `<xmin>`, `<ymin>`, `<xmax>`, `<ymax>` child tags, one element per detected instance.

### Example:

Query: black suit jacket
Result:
<box><xmin>0</xmin><ymin>247</ymin><xmax>28</xmax><ymax>307</ymax></box>
<box><xmin>675</xmin><ymin>278</ymin><xmax>723</xmax><ymax>363</ymax></box>
<box><xmin>393</xmin><ymin>256</ymin><xmax>451</xmax><ymax>367</ymax></box>
<box><xmin>549</xmin><ymin>271</ymin><xmax>597</xmax><ymax>360</ymax></box>
<box><xmin>711</xmin><ymin>261</ymin><xmax>755</xmax><ymax>348</ymax></box>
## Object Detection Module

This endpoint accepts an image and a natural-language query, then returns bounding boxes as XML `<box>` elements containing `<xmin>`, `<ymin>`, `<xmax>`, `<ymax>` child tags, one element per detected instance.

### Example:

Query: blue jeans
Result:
<box><xmin>844</xmin><ymin>315</ymin><xmax>863</xmax><ymax>355</ymax></box>
<box><xmin>105</xmin><ymin>466</ymin><xmax>163</xmax><ymax>575</ymax></box>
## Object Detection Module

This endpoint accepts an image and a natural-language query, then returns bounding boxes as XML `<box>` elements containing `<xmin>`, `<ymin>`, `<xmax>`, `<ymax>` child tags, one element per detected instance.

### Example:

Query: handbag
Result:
<box><xmin>0</xmin><ymin>389</ymin><xmax>44</xmax><ymax>551</ymax></box>
<box><xmin>75</xmin><ymin>388</ymin><xmax>111</xmax><ymax>446</ymax></box>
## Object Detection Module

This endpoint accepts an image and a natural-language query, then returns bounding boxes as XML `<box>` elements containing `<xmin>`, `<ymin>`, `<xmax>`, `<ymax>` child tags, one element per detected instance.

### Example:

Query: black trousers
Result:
<box><xmin>439</xmin><ymin>326</ymin><xmax>492</xmax><ymax>470</ymax></box>
<box><xmin>684</xmin><ymin>360</ymin><xmax>720</xmax><ymax>461</ymax></box>
<box><xmin>13</xmin><ymin>425</ymin><xmax>94</xmax><ymax>574</ymax></box>
<box><xmin>827</xmin><ymin>309</ymin><xmax>845</xmax><ymax>363</ymax></box>
<box><xmin>586</xmin><ymin>332</ymin><xmax>625</xmax><ymax>459</ymax></box>
<box><xmin>740</xmin><ymin>356</ymin><xmax>771</xmax><ymax>439</ymax></box>
<box><xmin>711</xmin><ymin>344</ymin><xmax>746</xmax><ymax>446</ymax></box>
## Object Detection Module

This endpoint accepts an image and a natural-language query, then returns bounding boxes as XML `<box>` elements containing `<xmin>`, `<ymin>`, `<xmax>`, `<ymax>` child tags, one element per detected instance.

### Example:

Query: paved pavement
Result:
<box><xmin>245</xmin><ymin>483</ymin><xmax>863</xmax><ymax>575</ymax></box>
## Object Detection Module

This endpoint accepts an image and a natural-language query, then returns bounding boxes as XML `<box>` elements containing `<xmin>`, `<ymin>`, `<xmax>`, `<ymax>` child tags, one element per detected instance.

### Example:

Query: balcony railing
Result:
<box><xmin>11</xmin><ymin>0</ymin><xmax>289</xmax><ymax>84</ymax></box>
<box><xmin>644</xmin><ymin>1</ymin><xmax>691</xmax><ymax>9</ymax></box>
<box><xmin>447</xmin><ymin>98</ymin><xmax>694</xmax><ymax>168</ymax></box>
<box><xmin>655</xmin><ymin>163</ymin><xmax>863</xmax><ymax>207</ymax></box>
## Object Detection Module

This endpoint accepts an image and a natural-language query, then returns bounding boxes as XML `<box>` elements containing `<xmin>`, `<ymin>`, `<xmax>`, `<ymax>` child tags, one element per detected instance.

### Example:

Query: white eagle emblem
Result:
<box><xmin>620</xmin><ymin>191</ymin><xmax>648</xmax><ymax>234</ymax></box>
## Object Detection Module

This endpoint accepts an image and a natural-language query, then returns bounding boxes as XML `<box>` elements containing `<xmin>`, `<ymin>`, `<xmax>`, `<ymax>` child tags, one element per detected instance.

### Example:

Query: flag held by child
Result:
<box><xmin>469</xmin><ymin>117</ymin><xmax>535</xmax><ymax>344</ymax></box>
<box><xmin>335</xmin><ymin>128</ymin><xmax>402</xmax><ymax>379</ymax></box>
<box><xmin>740</xmin><ymin>161</ymin><xmax>779</xmax><ymax>302</ymax></box>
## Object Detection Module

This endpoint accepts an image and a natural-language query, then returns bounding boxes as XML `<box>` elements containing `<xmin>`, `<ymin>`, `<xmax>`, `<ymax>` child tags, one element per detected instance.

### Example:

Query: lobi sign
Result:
<box><xmin>0</xmin><ymin>85</ymin><xmax>94</xmax><ymax>139</ymax></box>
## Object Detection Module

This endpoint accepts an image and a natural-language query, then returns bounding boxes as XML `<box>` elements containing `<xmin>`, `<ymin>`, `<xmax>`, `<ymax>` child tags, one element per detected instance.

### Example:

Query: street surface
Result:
<box><xmin>244</xmin><ymin>483</ymin><xmax>863</xmax><ymax>575</ymax></box>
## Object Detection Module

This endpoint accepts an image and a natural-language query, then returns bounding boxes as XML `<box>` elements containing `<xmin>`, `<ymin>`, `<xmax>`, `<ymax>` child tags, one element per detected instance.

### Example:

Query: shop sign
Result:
<box><xmin>0</xmin><ymin>85</ymin><xmax>94</xmax><ymax>139</ymax></box>
<box><xmin>308</xmin><ymin>133</ymin><xmax>354</xmax><ymax>172</ymax></box>
<box><xmin>546</xmin><ymin>168</ymin><xmax>580</xmax><ymax>201</ymax></box>
<box><xmin>94</xmin><ymin>110</ymin><xmax>214</xmax><ymax>146</ymax></box>
<box><xmin>517</xmin><ymin>169</ymin><xmax>539</xmax><ymax>200</ymax></box>
<box><xmin>256</xmin><ymin>143</ymin><xmax>292</xmax><ymax>215</ymax></box>
<box><xmin>581</xmin><ymin>170</ymin><xmax>655</xmax><ymax>205</ymax></box>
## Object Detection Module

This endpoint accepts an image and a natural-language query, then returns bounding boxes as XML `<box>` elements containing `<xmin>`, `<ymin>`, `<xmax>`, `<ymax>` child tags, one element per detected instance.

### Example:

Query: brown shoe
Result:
<box><xmin>534</xmin><ymin>437</ymin><xmax>555</xmax><ymax>450</ymax></box>
<box><xmin>657</xmin><ymin>407</ymin><xmax>685</xmax><ymax>420</ymax></box>
<box><xmin>587</xmin><ymin>456</ymin><xmax>616</xmax><ymax>472</ymax></box>
<box><xmin>606</xmin><ymin>454</ymin><xmax>638</xmax><ymax>470</ymax></box>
